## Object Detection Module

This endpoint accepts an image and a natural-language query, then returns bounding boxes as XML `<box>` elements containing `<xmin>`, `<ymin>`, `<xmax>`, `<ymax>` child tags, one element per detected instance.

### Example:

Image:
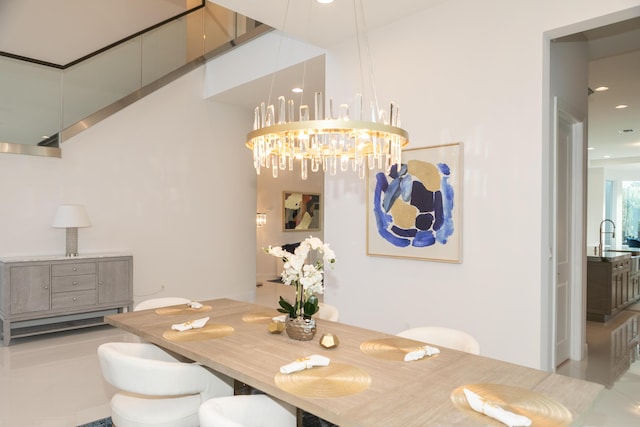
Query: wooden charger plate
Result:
<box><xmin>450</xmin><ymin>383</ymin><xmax>573</xmax><ymax>427</ymax></box>
<box><xmin>360</xmin><ymin>337</ymin><xmax>439</xmax><ymax>361</ymax></box>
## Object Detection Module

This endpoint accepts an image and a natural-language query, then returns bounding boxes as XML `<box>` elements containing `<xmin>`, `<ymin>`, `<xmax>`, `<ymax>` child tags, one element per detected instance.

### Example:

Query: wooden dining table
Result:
<box><xmin>105</xmin><ymin>298</ymin><xmax>603</xmax><ymax>427</ymax></box>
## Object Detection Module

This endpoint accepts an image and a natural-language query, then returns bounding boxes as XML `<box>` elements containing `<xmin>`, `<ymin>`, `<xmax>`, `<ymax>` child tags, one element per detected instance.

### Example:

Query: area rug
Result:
<box><xmin>77</xmin><ymin>417</ymin><xmax>112</xmax><ymax>427</ymax></box>
<box><xmin>78</xmin><ymin>414</ymin><xmax>335</xmax><ymax>427</ymax></box>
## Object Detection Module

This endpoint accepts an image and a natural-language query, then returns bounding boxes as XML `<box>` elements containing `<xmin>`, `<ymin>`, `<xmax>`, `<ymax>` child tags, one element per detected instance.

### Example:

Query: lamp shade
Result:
<box><xmin>52</xmin><ymin>205</ymin><xmax>91</xmax><ymax>228</ymax></box>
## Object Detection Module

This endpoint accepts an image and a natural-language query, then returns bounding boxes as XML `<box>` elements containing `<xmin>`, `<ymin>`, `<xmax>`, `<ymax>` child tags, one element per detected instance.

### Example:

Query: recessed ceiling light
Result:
<box><xmin>587</xmin><ymin>147</ymin><xmax>595</xmax><ymax>150</ymax></box>
<box><xmin>603</xmin><ymin>155</ymin><xmax>611</xmax><ymax>158</ymax></box>
<box><xmin>316</xmin><ymin>0</ymin><xmax>335</xmax><ymax>4</ymax></box>
<box><xmin>615</xmin><ymin>104</ymin><xmax>628</xmax><ymax>109</ymax></box>
<box><xmin>594</xmin><ymin>86</ymin><xmax>609</xmax><ymax>92</ymax></box>
<box><xmin>291</xmin><ymin>87</ymin><xmax>303</xmax><ymax>93</ymax></box>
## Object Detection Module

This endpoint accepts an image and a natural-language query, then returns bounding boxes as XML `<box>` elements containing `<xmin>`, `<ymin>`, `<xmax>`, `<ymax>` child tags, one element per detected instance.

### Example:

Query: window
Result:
<box><xmin>622</xmin><ymin>181</ymin><xmax>640</xmax><ymax>242</ymax></box>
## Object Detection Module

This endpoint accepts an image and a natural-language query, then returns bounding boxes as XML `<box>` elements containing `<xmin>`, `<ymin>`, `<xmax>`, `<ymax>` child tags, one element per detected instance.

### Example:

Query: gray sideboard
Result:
<box><xmin>0</xmin><ymin>253</ymin><xmax>133</xmax><ymax>345</ymax></box>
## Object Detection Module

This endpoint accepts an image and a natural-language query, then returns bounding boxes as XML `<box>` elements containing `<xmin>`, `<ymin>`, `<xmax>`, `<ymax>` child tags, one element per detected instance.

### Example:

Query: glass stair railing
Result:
<box><xmin>0</xmin><ymin>1</ymin><xmax>271</xmax><ymax>158</ymax></box>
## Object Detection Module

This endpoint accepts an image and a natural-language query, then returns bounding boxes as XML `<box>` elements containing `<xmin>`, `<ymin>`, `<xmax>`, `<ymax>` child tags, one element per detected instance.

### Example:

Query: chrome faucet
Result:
<box><xmin>598</xmin><ymin>219</ymin><xmax>616</xmax><ymax>256</ymax></box>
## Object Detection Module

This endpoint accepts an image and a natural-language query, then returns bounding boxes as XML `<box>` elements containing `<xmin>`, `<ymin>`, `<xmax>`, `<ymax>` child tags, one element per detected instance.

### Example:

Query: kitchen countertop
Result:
<box><xmin>587</xmin><ymin>246</ymin><xmax>640</xmax><ymax>262</ymax></box>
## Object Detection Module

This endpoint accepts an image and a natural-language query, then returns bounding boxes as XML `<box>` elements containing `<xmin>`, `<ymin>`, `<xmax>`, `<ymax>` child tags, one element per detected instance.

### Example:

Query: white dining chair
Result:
<box><xmin>199</xmin><ymin>394</ymin><xmax>297</xmax><ymax>427</ymax></box>
<box><xmin>316</xmin><ymin>302</ymin><xmax>340</xmax><ymax>321</ymax></box>
<box><xmin>98</xmin><ymin>342</ymin><xmax>234</xmax><ymax>427</ymax></box>
<box><xmin>396</xmin><ymin>326</ymin><xmax>480</xmax><ymax>355</ymax></box>
<box><xmin>133</xmin><ymin>296</ymin><xmax>191</xmax><ymax>311</ymax></box>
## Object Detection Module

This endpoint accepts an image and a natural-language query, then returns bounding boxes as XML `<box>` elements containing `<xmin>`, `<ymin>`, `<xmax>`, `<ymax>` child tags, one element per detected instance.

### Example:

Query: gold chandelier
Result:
<box><xmin>245</xmin><ymin>0</ymin><xmax>409</xmax><ymax>180</ymax></box>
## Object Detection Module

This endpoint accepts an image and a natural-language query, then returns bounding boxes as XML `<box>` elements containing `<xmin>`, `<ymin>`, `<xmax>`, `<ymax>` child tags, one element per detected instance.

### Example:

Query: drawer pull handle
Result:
<box><xmin>73</xmin><ymin>297</ymin><xmax>77</xmax><ymax>301</ymax></box>
<box><xmin>44</xmin><ymin>285</ymin><xmax>49</xmax><ymax>289</ymax></box>
<box><xmin>73</xmin><ymin>281</ymin><xmax>78</xmax><ymax>285</ymax></box>
<box><xmin>73</xmin><ymin>267</ymin><xmax>77</xmax><ymax>271</ymax></box>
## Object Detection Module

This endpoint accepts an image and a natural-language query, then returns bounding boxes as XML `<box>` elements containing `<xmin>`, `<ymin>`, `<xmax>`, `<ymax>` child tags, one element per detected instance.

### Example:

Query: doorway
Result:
<box><xmin>548</xmin><ymin>12</ymin><xmax>640</xmax><ymax>370</ymax></box>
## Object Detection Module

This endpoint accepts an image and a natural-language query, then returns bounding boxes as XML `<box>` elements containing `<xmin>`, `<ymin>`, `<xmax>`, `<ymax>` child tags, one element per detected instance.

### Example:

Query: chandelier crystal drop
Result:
<box><xmin>246</xmin><ymin>91</ymin><xmax>409</xmax><ymax>180</ymax></box>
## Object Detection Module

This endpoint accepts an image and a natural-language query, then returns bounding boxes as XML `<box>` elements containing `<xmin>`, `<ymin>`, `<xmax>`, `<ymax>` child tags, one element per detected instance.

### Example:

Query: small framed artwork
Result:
<box><xmin>366</xmin><ymin>142</ymin><xmax>462</xmax><ymax>263</ymax></box>
<box><xmin>283</xmin><ymin>192</ymin><xmax>321</xmax><ymax>231</ymax></box>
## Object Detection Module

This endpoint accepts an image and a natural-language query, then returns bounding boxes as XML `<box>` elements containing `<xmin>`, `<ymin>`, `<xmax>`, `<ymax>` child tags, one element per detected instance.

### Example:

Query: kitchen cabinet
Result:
<box><xmin>587</xmin><ymin>253</ymin><xmax>640</xmax><ymax>322</ymax></box>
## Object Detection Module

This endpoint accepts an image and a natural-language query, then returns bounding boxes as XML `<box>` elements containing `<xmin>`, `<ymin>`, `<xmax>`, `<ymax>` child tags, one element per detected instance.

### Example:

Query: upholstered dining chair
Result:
<box><xmin>199</xmin><ymin>394</ymin><xmax>297</xmax><ymax>427</ymax></box>
<box><xmin>396</xmin><ymin>326</ymin><xmax>480</xmax><ymax>355</ymax></box>
<box><xmin>98</xmin><ymin>342</ymin><xmax>234</xmax><ymax>427</ymax></box>
<box><xmin>132</xmin><ymin>298</ymin><xmax>194</xmax><ymax>343</ymax></box>
<box><xmin>316</xmin><ymin>302</ymin><xmax>340</xmax><ymax>321</ymax></box>
<box><xmin>133</xmin><ymin>296</ymin><xmax>191</xmax><ymax>311</ymax></box>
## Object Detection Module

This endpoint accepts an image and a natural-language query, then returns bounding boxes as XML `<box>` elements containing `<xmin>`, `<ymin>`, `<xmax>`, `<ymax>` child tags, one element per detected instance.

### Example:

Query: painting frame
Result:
<box><xmin>282</xmin><ymin>191</ymin><xmax>322</xmax><ymax>232</ymax></box>
<box><xmin>366</xmin><ymin>142</ymin><xmax>462</xmax><ymax>263</ymax></box>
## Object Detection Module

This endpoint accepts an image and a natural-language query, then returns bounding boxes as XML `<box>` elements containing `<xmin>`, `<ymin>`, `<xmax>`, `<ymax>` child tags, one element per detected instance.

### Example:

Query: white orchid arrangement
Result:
<box><xmin>265</xmin><ymin>236</ymin><xmax>336</xmax><ymax>319</ymax></box>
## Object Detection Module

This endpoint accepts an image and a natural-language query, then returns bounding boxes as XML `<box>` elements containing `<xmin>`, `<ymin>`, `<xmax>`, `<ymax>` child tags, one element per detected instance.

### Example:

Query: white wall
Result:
<box><xmin>321</xmin><ymin>0</ymin><xmax>640</xmax><ymax>369</ymax></box>
<box><xmin>204</xmin><ymin>31</ymin><xmax>325</xmax><ymax>99</ymax></box>
<box><xmin>0</xmin><ymin>67</ymin><xmax>257</xmax><ymax>307</ymax></box>
<box><xmin>3</xmin><ymin>0</ymin><xmax>639</xmax><ymax>371</ymax></box>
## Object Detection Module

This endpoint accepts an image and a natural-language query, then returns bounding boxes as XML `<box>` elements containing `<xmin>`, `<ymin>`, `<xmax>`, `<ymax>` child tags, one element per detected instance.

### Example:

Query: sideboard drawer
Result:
<box><xmin>51</xmin><ymin>274</ymin><xmax>96</xmax><ymax>292</ymax></box>
<box><xmin>51</xmin><ymin>290</ymin><xmax>97</xmax><ymax>310</ymax></box>
<box><xmin>52</xmin><ymin>262</ymin><xmax>96</xmax><ymax>276</ymax></box>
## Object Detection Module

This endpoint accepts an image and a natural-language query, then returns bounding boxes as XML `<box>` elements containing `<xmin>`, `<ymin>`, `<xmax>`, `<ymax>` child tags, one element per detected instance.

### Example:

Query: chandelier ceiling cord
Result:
<box><xmin>246</xmin><ymin>0</ymin><xmax>410</xmax><ymax>180</ymax></box>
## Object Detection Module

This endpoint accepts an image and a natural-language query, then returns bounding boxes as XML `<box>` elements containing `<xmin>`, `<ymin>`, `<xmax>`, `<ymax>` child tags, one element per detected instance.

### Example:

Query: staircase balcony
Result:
<box><xmin>0</xmin><ymin>1</ymin><xmax>270</xmax><ymax>158</ymax></box>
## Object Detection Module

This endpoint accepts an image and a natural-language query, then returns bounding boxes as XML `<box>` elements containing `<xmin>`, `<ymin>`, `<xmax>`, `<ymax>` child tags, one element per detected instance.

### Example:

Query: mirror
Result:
<box><xmin>283</xmin><ymin>192</ymin><xmax>321</xmax><ymax>231</ymax></box>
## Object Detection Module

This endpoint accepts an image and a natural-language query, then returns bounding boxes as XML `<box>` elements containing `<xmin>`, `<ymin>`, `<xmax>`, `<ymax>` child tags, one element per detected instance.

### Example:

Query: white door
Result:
<box><xmin>555</xmin><ymin>110</ymin><xmax>572</xmax><ymax>366</ymax></box>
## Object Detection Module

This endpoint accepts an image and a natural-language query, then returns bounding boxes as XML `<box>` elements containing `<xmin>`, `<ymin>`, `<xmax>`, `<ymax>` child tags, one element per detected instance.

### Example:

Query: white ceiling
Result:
<box><xmin>219</xmin><ymin>1</ymin><xmax>640</xmax><ymax>169</ymax></box>
<box><xmin>588</xmin><ymin>49</ymin><xmax>640</xmax><ymax>166</ymax></box>
<box><xmin>578</xmin><ymin>16</ymin><xmax>640</xmax><ymax>169</ymax></box>
<box><xmin>0</xmin><ymin>0</ymin><xmax>638</xmax><ymax>166</ymax></box>
<box><xmin>210</xmin><ymin>0</ymin><xmax>446</xmax><ymax>48</ymax></box>
<box><xmin>0</xmin><ymin>0</ymin><xmax>444</xmax><ymax>63</ymax></box>
<box><xmin>0</xmin><ymin>0</ymin><xmax>195</xmax><ymax>65</ymax></box>
<box><xmin>185</xmin><ymin>0</ymin><xmax>448</xmax><ymax>117</ymax></box>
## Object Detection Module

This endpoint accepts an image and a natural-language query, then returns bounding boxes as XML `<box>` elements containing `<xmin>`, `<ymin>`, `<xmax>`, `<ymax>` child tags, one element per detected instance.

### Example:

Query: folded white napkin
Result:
<box><xmin>404</xmin><ymin>345</ymin><xmax>440</xmax><ymax>361</ymax></box>
<box><xmin>272</xmin><ymin>314</ymin><xmax>287</xmax><ymax>322</ymax></box>
<box><xmin>463</xmin><ymin>388</ymin><xmax>532</xmax><ymax>427</ymax></box>
<box><xmin>187</xmin><ymin>301</ymin><xmax>203</xmax><ymax>309</ymax></box>
<box><xmin>280</xmin><ymin>355</ymin><xmax>331</xmax><ymax>374</ymax></box>
<box><xmin>171</xmin><ymin>316</ymin><xmax>209</xmax><ymax>332</ymax></box>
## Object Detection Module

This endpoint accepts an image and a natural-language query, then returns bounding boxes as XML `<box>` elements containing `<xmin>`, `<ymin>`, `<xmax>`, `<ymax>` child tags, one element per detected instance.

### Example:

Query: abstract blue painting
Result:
<box><xmin>367</xmin><ymin>143</ymin><xmax>462</xmax><ymax>262</ymax></box>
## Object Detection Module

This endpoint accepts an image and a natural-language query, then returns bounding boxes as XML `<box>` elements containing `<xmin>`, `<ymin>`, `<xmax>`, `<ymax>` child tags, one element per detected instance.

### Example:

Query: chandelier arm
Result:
<box><xmin>353</xmin><ymin>0</ymin><xmax>365</xmax><ymax>111</ymax></box>
<box><xmin>297</xmin><ymin>1</ymin><xmax>313</xmax><ymax>109</ymax></box>
<box><xmin>354</xmin><ymin>0</ymin><xmax>380</xmax><ymax>117</ymax></box>
<box><xmin>267</xmin><ymin>0</ymin><xmax>292</xmax><ymax>108</ymax></box>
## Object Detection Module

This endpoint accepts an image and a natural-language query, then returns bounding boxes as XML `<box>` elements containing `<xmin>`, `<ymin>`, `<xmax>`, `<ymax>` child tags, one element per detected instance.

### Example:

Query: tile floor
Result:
<box><xmin>0</xmin><ymin>325</ymin><xmax>132</xmax><ymax>427</ymax></box>
<box><xmin>556</xmin><ymin>309</ymin><xmax>640</xmax><ymax>426</ymax></box>
<box><xmin>0</xmin><ymin>289</ymin><xmax>638</xmax><ymax>426</ymax></box>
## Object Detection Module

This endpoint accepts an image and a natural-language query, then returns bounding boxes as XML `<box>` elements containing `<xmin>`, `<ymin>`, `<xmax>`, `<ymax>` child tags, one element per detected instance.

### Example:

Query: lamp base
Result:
<box><xmin>65</xmin><ymin>227</ymin><xmax>79</xmax><ymax>257</ymax></box>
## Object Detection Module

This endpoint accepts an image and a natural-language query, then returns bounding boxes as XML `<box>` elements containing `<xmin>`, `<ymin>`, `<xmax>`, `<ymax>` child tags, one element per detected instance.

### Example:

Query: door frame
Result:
<box><xmin>551</xmin><ymin>98</ymin><xmax>587</xmax><ymax>366</ymax></box>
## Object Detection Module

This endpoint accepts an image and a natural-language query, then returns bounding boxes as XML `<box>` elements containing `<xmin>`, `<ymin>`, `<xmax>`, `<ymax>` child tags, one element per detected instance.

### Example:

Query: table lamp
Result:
<box><xmin>52</xmin><ymin>204</ymin><xmax>92</xmax><ymax>257</ymax></box>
